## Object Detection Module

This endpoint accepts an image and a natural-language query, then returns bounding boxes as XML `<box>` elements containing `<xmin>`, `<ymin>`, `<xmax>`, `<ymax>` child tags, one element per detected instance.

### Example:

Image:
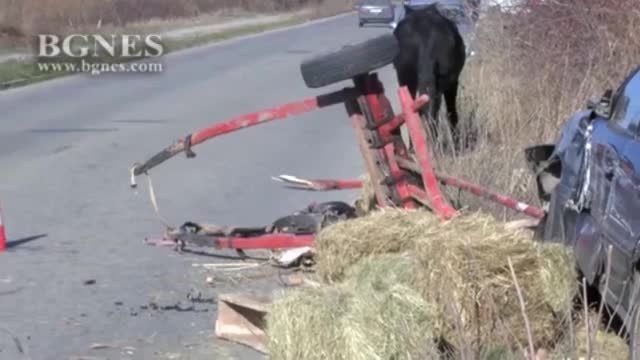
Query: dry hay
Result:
<box><xmin>354</xmin><ymin>173</ymin><xmax>376</xmax><ymax>216</ymax></box>
<box><xmin>551</xmin><ymin>312</ymin><xmax>630</xmax><ymax>360</ymax></box>
<box><xmin>314</xmin><ymin>208</ymin><xmax>441</xmax><ymax>282</ymax></box>
<box><xmin>342</xmin><ymin>252</ymin><xmax>422</xmax><ymax>291</ymax></box>
<box><xmin>265</xmin><ymin>261</ymin><xmax>438</xmax><ymax>360</ymax></box>
<box><xmin>342</xmin><ymin>281</ymin><xmax>438</xmax><ymax>360</ymax></box>
<box><xmin>312</xmin><ymin>209</ymin><xmax>579</xmax><ymax>355</ymax></box>
<box><xmin>266</xmin><ymin>285</ymin><xmax>352</xmax><ymax>360</ymax></box>
<box><xmin>411</xmin><ymin>214</ymin><xmax>576</xmax><ymax>353</ymax></box>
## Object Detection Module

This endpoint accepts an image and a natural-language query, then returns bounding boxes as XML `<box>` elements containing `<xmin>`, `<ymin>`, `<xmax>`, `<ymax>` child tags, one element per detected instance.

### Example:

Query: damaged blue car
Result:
<box><xmin>526</xmin><ymin>65</ymin><xmax>640</xmax><ymax>357</ymax></box>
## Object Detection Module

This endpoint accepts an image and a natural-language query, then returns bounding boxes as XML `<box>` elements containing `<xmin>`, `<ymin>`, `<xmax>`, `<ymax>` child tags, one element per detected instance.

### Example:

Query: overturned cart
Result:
<box><xmin>129</xmin><ymin>33</ymin><xmax>545</xmax><ymax>255</ymax></box>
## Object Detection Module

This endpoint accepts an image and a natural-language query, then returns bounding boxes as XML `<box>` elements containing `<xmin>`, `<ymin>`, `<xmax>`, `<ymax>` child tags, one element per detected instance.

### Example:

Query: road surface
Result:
<box><xmin>0</xmin><ymin>12</ymin><xmax>401</xmax><ymax>360</ymax></box>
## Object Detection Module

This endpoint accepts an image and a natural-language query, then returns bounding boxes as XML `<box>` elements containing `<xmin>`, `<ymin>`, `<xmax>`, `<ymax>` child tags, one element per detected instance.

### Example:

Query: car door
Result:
<box><xmin>594</xmin><ymin>66</ymin><xmax>640</xmax><ymax>311</ymax></box>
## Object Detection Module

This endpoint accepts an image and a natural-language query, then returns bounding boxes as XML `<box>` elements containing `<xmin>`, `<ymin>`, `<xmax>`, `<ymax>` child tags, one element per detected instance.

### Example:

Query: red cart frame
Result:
<box><xmin>130</xmin><ymin>71</ymin><xmax>544</xmax><ymax>252</ymax></box>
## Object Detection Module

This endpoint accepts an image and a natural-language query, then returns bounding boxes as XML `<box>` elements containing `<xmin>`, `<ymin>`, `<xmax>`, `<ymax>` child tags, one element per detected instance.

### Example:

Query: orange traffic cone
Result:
<box><xmin>0</xmin><ymin>201</ymin><xmax>6</xmax><ymax>252</ymax></box>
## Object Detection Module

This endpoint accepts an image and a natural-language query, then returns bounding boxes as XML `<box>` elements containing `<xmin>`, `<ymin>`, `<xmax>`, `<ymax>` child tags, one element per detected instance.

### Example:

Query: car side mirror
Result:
<box><xmin>586</xmin><ymin>88</ymin><xmax>613</xmax><ymax>119</ymax></box>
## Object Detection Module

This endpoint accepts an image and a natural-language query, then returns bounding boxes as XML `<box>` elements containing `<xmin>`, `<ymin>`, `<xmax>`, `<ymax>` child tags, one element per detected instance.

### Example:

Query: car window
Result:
<box><xmin>610</xmin><ymin>66</ymin><xmax>640</xmax><ymax>136</ymax></box>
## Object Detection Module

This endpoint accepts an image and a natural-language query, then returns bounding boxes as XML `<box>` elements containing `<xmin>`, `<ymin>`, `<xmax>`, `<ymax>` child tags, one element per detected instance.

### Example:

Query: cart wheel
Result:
<box><xmin>300</xmin><ymin>33</ymin><xmax>399</xmax><ymax>89</ymax></box>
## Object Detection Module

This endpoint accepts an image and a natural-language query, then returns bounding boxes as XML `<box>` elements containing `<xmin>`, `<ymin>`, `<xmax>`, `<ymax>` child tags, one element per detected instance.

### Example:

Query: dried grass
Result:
<box><xmin>435</xmin><ymin>0</ymin><xmax>640</xmax><ymax>220</ymax></box>
<box><xmin>313</xmin><ymin>208</ymin><xmax>440</xmax><ymax>282</ymax></box>
<box><xmin>409</xmin><ymin>213</ymin><xmax>576</xmax><ymax>353</ymax></box>
<box><xmin>552</xmin><ymin>311</ymin><xmax>630</xmax><ymax>359</ymax></box>
<box><xmin>0</xmin><ymin>0</ymin><xmax>355</xmax><ymax>46</ymax></box>
<box><xmin>353</xmin><ymin>173</ymin><xmax>376</xmax><ymax>217</ymax></box>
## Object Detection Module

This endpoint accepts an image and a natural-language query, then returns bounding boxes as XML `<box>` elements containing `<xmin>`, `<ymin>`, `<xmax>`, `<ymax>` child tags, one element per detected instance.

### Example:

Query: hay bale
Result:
<box><xmin>266</xmin><ymin>255</ymin><xmax>439</xmax><ymax>360</ymax></box>
<box><xmin>536</xmin><ymin>243</ymin><xmax>579</xmax><ymax>313</ymax></box>
<box><xmin>411</xmin><ymin>213</ymin><xmax>577</xmax><ymax>352</ymax></box>
<box><xmin>314</xmin><ymin>208</ymin><xmax>440</xmax><ymax>282</ymax></box>
<box><xmin>266</xmin><ymin>286</ymin><xmax>353</xmax><ymax>360</ymax></box>
<box><xmin>342</xmin><ymin>252</ymin><xmax>423</xmax><ymax>291</ymax></box>
<box><xmin>342</xmin><ymin>283</ymin><xmax>438</xmax><ymax>360</ymax></box>
<box><xmin>313</xmin><ymin>209</ymin><xmax>578</xmax><ymax>355</ymax></box>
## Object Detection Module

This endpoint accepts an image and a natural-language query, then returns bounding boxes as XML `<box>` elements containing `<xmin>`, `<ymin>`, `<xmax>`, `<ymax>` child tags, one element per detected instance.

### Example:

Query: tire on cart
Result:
<box><xmin>300</xmin><ymin>33</ymin><xmax>399</xmax><ymax>89</ymax></box>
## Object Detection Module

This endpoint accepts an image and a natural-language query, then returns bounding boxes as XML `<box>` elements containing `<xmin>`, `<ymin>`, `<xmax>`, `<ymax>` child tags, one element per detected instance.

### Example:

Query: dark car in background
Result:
<box><xmin>355</xmin><ymin>0</ymin><xmax>396</xmax><ymax>27</ymax></box>
<box><xmin>526</xmin><ymin>65</ymin><xmax>640</xmax><ymax>357</ymax></box>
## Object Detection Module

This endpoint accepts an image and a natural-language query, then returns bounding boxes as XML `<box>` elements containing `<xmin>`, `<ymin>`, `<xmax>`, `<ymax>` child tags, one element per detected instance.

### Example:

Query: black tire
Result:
<box><xmin>271</xmin><ymin>214</ymin><xmax>322</xmax><ymax>234</ymax></box>
<box><xmin>299</xmin><ymin>33</ymin><xmax>399</xmax><ymax>89</ymax></box>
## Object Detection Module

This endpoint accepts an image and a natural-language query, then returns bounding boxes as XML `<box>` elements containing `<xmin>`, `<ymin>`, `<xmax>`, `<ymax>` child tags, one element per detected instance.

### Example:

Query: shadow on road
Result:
<box><xmin>113</xmin><ymin>119</ymin><xmax>168</xmax><ymax>124</ymax></box>
<box><xmin>6</xmin><ymin>234</ymin><xmax>48</xmax><ymax>250</ymax></box>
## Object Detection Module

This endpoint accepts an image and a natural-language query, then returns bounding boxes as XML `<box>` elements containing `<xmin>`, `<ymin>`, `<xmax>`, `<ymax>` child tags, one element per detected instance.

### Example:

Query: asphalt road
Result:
<box><xmin>0</xmin><ymin>12</ymin><xmax>402</xmax><ymax>360</ymax></box>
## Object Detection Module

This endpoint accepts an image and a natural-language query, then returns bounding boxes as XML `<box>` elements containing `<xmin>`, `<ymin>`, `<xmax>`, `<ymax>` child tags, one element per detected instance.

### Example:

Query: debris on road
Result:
<box><xmin>215</xmin><ymin>292</ymin><xmax>271</xmax><ymax>354</ymax></box>
<box><xmin>89</xmin><ymin>343</ymin><xmax>116</xmax><ymax>350</ymax></box>
<box><xmin>186</xmin><ymin>290</ymin><xmax>215</xmax><ymax>304</ymax></box>
<box><xmin>139</xmin><ymin>301</ymin><xmax>207</xmax><ymax>313</ymax></box>
<box><xmin>83</xmin><ymin>279</ymin><xmax>96</xmax><ymax>286</ymax></box>
<box><xmin>270</xmin><ymin>246</ymin><xmax>314</xmax><ymax>267</ymax></box>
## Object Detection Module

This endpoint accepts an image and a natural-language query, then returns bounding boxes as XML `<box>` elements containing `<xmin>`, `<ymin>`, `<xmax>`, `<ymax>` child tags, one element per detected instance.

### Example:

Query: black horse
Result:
<box><xmin>392</xmin><ymin>4</ymin><xmax>467</xmax><ymax>144</ymax></box>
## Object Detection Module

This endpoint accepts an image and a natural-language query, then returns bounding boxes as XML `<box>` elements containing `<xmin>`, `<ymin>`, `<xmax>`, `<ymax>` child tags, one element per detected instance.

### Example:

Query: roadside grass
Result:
<box><xmin>0</xmin><ymin>0</ymin><xmax>355</xmax><ymax>89</ymax></box>
<box><xmin>0</xmin><ymin>60</ymin><xmax>73</xmax><ymax>88</ymax></box>
<box><xmin>161</xmin><ymin>14</ymin><xmax>308</xmax><ymax>53</ymax></box>
<box><xmin>433</xmin><ymin>0</ymin><xmax>640</xmax><ymax>220</ymax></box>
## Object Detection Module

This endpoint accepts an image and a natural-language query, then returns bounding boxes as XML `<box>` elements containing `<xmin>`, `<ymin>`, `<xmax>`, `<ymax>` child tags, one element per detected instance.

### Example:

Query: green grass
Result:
<box><xmin>0</xmin><ymin>60</ymin><xmax>69</xmax><ymax>89</ymax></box>
<box><xmin>163</xmin><ymin>16</ymin><xmax>306</xmax><ymax>53</ymax></box>
<box><xmin>0</xmin><ymin>13</ymin><xmax>325</xmax><ymax>90</ymax></box>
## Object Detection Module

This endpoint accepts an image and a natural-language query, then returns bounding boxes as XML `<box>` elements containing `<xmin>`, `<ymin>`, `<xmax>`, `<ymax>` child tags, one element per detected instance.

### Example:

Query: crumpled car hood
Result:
<box><xmin>550</xmin><ymin>110</ymin><xmax>593</xmax><ymax>161</ymax></box>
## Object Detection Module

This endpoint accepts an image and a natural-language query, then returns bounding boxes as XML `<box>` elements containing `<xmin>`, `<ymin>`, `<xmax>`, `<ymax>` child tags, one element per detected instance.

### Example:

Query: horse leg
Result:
<box><xmin>443</xmin><ymin>80</ymin><xmax>460</xmax><ymax>146</ymax></box>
